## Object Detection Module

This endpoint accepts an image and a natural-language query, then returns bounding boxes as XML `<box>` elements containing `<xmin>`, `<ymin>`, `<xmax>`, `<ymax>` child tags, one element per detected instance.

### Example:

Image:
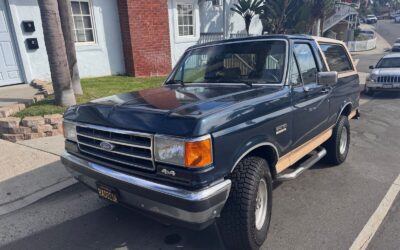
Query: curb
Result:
<box><xmin>0</xmin><ymin>177</ymin><xmax>76</xmax><ymax>217</ymax></box>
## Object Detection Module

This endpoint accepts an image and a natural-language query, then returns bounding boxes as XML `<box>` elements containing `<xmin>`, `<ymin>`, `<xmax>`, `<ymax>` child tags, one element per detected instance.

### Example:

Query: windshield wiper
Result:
<box><xmin>166</xmin><ymin>79</ymin><xmax>185</xmax><ymax>86</ymax></box>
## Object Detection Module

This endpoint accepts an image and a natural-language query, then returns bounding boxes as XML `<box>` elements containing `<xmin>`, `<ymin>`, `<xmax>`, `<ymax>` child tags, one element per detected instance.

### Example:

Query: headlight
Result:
<box><xmin>154</xmin><ymin>135</ymin><xmax>213</xmax><ymax>168</ymax></box>
<box><xmin>367</xmin><ymin>74</ymin><xmax>377</xmax><ymax>82</ymax></box>
<box><xmin>63</xmin><ymin>121</ymin><xmax>77</xmax><ymax>142</ymax></box>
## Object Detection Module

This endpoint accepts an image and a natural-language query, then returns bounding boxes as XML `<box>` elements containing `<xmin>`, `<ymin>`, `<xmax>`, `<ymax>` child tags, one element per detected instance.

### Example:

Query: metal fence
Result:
<box><xmin>198</xmin><ymin>32</ymin><xmax>224</xmax><ymax>44</ymax></box>
<box><xmin>198</xmin><ymin>33</ymin><xmax>253</xmax><ymax>44</ymax></box>
<box><xmin>346</xmin><ymin>37</ymin><xmax>377</xmax><ymax>52</ymax></box>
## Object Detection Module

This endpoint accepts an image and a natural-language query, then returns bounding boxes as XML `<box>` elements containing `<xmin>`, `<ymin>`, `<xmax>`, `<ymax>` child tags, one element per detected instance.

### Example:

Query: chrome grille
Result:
<box><xmin>76</xmin><ymin>124</ymin><xmax>155</xmax><ymax>171</ymax></box>
<box><xmin>377</xmin><ymin>75</ymin><xmax>400</xmax><ymax>83</ymax></box>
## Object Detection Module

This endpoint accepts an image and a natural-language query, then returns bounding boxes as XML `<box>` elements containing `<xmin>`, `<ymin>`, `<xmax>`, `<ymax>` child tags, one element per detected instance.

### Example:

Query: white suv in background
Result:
<box><xmin>365</xmin><ymin>14</ymin><xmax>378</xmax><ymax>24</ymax></box>
<box><xmin>365</xmin><ymin>53</ymin><xmax>400</xmax><ymax>95</ymax></box>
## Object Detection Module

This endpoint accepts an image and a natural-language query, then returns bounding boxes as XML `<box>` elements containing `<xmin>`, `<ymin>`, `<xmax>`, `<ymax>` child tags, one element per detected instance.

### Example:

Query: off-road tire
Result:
<box><xmin>218</xmin><ymin>157</ymin><xmax>272</xmax><ymax>250</ymax></box>
<box><xmin>325</xmin><ymin>115</ymin><xmax>350</xmax><ymax>165</ymax></box>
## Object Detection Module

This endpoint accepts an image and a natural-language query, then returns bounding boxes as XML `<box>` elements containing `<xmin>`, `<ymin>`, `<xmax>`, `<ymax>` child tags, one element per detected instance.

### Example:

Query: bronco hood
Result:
<box><xmin>64</xmin><ymin>84</ymin><xmax>284</xmax><ymax>136</ymax></box>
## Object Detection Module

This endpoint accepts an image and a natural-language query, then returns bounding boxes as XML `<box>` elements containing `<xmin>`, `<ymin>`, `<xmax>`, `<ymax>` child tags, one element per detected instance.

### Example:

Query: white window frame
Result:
<box><xmin>71</xmin><ymin>0</ymin><xmax>97</xmax><ymax>45</ymax></box>
<box><xmin>174</xmin><ymin>0</ymin><xmax>199</xmax><ymax>43</ymax></box>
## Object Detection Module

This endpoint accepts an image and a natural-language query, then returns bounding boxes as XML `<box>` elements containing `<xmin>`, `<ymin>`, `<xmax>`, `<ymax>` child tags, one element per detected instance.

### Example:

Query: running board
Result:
<box><xmin>275</xmin><ymin>147</ymin><xmax>327</xmax><ymax>181</ymax></box>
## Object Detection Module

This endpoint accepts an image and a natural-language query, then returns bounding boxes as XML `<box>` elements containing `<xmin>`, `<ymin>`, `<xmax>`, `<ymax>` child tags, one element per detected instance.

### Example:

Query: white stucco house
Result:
<box><xmin>0</xmin><ymin>0</ymin><xmax>265</xmax><ymax>87</ymax></box>
<box><xmin>0</xmin><ymin>0</ymin><xmax>125</xmax><ymax>87</ymax></box>
<box><xmin>168</xmin><ymin>0</ymin><xmax>264</xmax><ymax>65</ymax></box>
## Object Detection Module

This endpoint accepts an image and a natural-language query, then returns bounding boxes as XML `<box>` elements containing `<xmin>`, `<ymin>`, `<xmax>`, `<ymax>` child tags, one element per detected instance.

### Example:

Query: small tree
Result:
<box><xmin>231</xmin><ymin>0</ymin><xmax>264</xmax><ymax>35</ymax></box>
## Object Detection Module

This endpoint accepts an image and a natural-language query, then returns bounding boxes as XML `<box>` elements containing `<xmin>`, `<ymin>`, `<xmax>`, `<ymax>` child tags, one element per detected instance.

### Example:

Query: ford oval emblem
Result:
<box><xmin>99</xmin><ymin>141</ymin><xmax>115</xmax><ymax>151</ymax></box>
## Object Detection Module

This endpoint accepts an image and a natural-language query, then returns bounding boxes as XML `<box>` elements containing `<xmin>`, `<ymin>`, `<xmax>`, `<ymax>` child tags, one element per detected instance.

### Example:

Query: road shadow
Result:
<box><xmin>1</xmin><ymin>198</ymin><xmax>224</xmax><ymax>250</ymax></box>
<box><xmin>0</xmin><ymin>158</ymin><xmax>72</xmax><ymax>216</ymax></box>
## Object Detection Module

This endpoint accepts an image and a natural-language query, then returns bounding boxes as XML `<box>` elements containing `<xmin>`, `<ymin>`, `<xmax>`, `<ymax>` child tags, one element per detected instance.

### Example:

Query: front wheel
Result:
<box><xmin>218</xmin><ymin>157</ymin><xmax>272</xmax><ymax>250</ymax></box>
<box><xmin>325</xmin><ymin>115</ymin><xmax>351</xmax><ymax>165</ymax></box>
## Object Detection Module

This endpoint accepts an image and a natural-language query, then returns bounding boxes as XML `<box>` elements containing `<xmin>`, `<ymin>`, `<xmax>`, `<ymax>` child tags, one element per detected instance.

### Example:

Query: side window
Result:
<box><xmin>289</xmin><ymin>55</ymin><xmax>302</xmax><ymax>86</ymax></box>
<box><xmin>293</xmin><ymin>44</ymin><xmax>318</xmax><ymax>85</ymax></box>
<box><xmin>319</xmin><ymin>43</ymin><xmax>353</xmax><ymax>72</ymax></box>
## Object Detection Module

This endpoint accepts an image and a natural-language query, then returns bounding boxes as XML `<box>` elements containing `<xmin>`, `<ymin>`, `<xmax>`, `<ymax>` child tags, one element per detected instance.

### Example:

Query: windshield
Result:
<box><xmin>395</xmin><ymin>39</ymin><xmax>400</xmax><ymax>43</ymax></box>
<box><xmin>367</xmin><ymin>15</ymin><xmax>375</xmax><ymax>18</ymax></box>
<box><xmin>376</xmin><ymin>58</ymin><xmax>400</xmax><ymax>68</ymax></box>
<box><xmin>169</xmin><ymin>40</ymin><xmax>287</xmax><ymax>85</ymax></box>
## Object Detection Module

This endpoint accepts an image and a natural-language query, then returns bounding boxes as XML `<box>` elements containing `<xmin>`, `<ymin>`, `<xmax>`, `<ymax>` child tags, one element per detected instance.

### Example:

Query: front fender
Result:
<box><xmin>230</xmin><ymin>135</ymin><xmax>280</xmax><ymax>173</ymax></box>
<box><xmin>336</xmin><ymin>101</ymin><xmax>353</xmax><ymax>123</ymax></box>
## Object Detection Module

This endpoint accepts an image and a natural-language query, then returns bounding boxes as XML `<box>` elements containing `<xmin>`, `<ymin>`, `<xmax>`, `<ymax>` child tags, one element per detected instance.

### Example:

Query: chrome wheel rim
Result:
<box><xmin>339</xmin><ymin>127</ymin><xmax>348</xmax><ymax>155</ymax></box>
<box><xmin>255</xmin><ymin>179</ymin><xmax>268</xmax><ymax>230</ymax></box>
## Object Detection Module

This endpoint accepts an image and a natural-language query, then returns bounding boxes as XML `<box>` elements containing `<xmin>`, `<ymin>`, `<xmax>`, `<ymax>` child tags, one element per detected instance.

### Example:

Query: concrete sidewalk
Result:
<box><xmin>351</xmin><ymin>24</ymin><xmax>392</xmax><ymax>56</ymax></box>
<box><xmin>0</xmin><ymin>136</ymin><xmax>75</xmax><ymax>216</ymax></box>
<box><xmin>0</xmin><ymin>84</ymin><xmax>38</xmax><ymax>107</ymax></box>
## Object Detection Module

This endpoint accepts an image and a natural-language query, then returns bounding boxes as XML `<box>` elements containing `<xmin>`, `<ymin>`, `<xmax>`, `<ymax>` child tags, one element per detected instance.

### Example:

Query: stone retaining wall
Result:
<box><xmin>0</xmin><ymin>114</ymin><xmax>63</xmax><ymax>142</ymax></box>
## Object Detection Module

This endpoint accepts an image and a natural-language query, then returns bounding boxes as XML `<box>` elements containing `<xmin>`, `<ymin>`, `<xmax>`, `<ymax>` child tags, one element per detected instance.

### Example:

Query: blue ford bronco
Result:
<box><xmin>62</xmin><ymin>35</ymin><xmax>360</xmax><ymax>249</ymax></box>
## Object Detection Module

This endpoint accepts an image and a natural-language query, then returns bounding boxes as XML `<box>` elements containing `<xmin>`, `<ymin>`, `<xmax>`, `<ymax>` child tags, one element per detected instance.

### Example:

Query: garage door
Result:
<box><xmin>0</xmin><ymin>0</ymin><xmax>22</xmax><ymax>86</ymax></box>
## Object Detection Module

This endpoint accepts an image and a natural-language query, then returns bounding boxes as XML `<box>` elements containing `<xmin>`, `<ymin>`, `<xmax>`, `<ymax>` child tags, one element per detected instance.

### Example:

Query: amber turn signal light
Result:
<box><xmin>185</xmin><ymin>137</ymin><xmax>212</xmax><ymax>168</ymax></box>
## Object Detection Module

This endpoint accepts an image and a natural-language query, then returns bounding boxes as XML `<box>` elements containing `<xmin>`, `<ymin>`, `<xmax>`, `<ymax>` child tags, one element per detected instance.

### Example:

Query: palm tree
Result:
<box><xmin>309</xmin><ymin>0</ymin><xmax>335</xmax><ymax>35</ymax></box>
<box><xmin>38</xmin><ymin>0</ymin><xmax>76</xmax><ymax>106</ymax></box>
<box><xmin>58</xmin><ymin>0</ymin><xmax>83</xmax><ymax>95</ymax></box>
<box><xmin>231</xmin><ymin>0</ymin><xmax>264</xmax><ymax>35</ymax></box>
<box><xmin>260</xmin><ymin>0</ymin><xmax>302</xmax><ymax>34</ymax></box>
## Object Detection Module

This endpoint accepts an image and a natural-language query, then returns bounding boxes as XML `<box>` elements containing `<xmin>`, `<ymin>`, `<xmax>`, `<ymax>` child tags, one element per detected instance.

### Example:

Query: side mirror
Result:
<box><xmin>317</xmin><ymin>71</ymin><xmax>338</xmax><ymax>86</ymax></box>
<box><xmin>369</xmin><ymin>65</ymin><xmax>374</xmax><ymax>69</ymax></box>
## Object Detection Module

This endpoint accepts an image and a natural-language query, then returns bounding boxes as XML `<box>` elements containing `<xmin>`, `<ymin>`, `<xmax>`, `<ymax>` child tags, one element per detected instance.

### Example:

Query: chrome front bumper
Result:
<box><xmin>366</xmin><ymin>82</ymin><xmax>400</xmax><ymax>89</ymax></box>
<box><xmin>61</xmin><ymin>152</ymin><xmax>231</xmax><ymax>229</ymax></box>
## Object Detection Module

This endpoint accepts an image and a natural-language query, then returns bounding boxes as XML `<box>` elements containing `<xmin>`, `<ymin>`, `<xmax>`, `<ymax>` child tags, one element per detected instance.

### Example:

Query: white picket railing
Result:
<box><xmin>323</xmin><ymin>4</ymin><xmax>358</xmax><ymax>32</ymax></box>
<box><xmin>346</xmin><ymin>37</ymin><xmax>377</xmax><ymax>52</ymax></box>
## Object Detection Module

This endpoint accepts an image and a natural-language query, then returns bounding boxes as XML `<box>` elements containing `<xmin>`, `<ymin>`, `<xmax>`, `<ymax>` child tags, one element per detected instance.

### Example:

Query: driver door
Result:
<box><xmin>290</xmin><ymin>42</ymin><xmax>331</xmax><ymax>149</ymax></box>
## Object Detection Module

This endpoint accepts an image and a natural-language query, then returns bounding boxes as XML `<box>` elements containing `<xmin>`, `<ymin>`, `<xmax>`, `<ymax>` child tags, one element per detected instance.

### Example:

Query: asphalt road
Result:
<box><xmin>1</xmin><ymin>24</ymin><xmax>400</xmax><ymax>250</ymax></box>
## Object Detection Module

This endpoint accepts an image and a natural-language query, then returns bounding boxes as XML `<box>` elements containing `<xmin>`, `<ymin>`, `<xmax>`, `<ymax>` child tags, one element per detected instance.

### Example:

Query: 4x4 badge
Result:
<box><xmin>161</xmin><ymin>169</ymin><xmax>176</xmax><ymax>177</ymax></box>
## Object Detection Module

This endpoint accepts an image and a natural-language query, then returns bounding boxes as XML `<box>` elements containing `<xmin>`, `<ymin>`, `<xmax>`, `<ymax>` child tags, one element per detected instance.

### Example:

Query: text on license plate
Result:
<box><xmin>97</xmin><ymin>184</ymin><xmax>118</xmax><ymax>203</ymax></box>
<box><xmin>383</xmin><ymin>84</ymin><xmax>393</xmax><ymax>88</ymax></box>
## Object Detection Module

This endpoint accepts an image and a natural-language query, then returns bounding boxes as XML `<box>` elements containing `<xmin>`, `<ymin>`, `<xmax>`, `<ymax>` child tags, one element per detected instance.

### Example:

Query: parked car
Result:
<box><xmin>395</xmin><ymin>15</ymin><xmax>400</xmax><ymax>23</ymax></box>
<box><xmin>365</xmin><ymin>14</ymin><xmax>378</xmax><ymax>24</ymax></box>
<box><xmin>359</xmin><ymin>30</ymin><xmax>375</xmax><ymax>38</ymax></box>
<box><xmin>393</xmin><ymin>38</ymin><xmax>400</xmax><ymax>52</ymax></box>
<box><xmin>365</xmin><ymin>53</ymin><xmax>400</xmax><ymax>95</ymax></box>
<box><xmin>61</xmin><ymin>35</ymin><xmax>360</xmax><ymax>250</ymax></box>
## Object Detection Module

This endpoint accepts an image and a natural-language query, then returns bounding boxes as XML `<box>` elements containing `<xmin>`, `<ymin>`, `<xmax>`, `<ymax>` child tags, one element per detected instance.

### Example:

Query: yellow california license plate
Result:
<box><xmin>97</xmin><ymin>184</ymin><xmax>119</xmax><ymax>203</ymax></box>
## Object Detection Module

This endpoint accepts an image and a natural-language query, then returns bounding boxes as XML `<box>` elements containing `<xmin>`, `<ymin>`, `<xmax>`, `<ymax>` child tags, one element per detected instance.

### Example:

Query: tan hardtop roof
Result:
<box><xmin>312</xmin><ymin>36</ymin><xmax>346</xmax><ymax>46</ymax></box>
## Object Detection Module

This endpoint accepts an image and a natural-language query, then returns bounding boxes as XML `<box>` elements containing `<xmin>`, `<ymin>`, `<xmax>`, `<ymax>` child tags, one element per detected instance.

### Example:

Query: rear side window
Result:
<box><xmin>319</xmin><ymin>43</ymin><xmax>354</xmax><ymax>72</ymax></box>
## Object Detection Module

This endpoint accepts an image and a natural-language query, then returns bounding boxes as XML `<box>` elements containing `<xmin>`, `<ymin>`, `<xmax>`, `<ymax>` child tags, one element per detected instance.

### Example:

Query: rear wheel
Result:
<box><xmin>218</xmin><ymin>157</ymin><xmax>272</xmax><ymax>250</ymax></box>
<box><xmin>325</xmin><ymin>115</ymin><xmax>350</xmax><ymax>165</ymax></box>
